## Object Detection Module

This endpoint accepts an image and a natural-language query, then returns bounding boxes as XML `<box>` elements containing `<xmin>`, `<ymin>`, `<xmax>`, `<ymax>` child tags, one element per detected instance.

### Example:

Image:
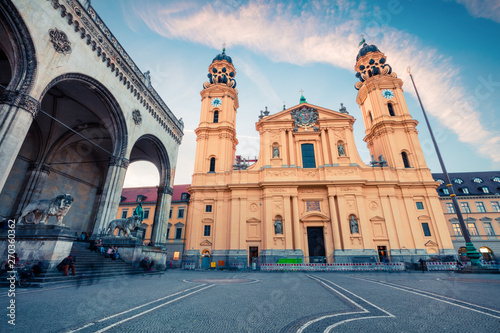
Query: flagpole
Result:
<box><xmin>406</xmin><ymin>66</ymin><xmax>481</xmax><ymax>266</ymax></box>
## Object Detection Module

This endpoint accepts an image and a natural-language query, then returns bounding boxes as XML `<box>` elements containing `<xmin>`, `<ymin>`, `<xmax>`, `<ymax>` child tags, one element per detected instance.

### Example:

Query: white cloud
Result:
<box><xmin>454</xmin><ymin>0</ymin><xmax>500</xmax><ymax>23</ymax></box>
<box><xmin>132</xmin><ymin>0</ymin><xmax>500</xmax><ymax>165</ymax></box>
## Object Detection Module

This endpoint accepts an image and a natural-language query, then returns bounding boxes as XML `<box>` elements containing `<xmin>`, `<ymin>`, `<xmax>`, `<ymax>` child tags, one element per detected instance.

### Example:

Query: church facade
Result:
<box><xmin>185</xmin><ymin>44</ymin><xmax>455</xmax><ymax>266</ymax></box>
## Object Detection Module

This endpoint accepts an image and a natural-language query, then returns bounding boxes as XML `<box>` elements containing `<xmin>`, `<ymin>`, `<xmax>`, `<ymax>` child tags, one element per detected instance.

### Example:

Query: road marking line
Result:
<box><xmin>352</xmin><ymin>277</ymin><xmax>500</xmax><ymax>320</ymax></box>
<box><xmin>93</xmin><ymin>284</ymin><xmax>215</xmax><ymax>333</ymax></box>
<box><xmin>65</xmin><ymin>284</ymin><xmax>208</xmax><ymax>333</ymax></box>
<box><xmin>296</xmin><ymin>275</ymin><xmax>394</xmax><ymax>333</ymax></box>
<box><xmin>311</xmin><ymin>275</ymin><xmax>395</xmax><ymax>317</ymax></box>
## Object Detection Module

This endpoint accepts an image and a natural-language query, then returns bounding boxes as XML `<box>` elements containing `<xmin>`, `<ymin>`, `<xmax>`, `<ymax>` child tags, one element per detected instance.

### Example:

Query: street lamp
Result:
<box><xmin>406</xmin><ymin>66</ymin><xmax>482</xmax><ymax>266</ymax></box>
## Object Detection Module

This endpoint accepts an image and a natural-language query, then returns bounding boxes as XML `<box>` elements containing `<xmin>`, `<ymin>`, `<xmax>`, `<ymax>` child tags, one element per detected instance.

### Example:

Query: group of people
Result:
<box><xmin>89</xmin><ymin>239</ymin><xmax>119</xmax><ymax>260</ymax></box>
<box><xmin>139</xmin><ymin>257</ymin><xmax>155</xmax><ymax>271</ymax></box>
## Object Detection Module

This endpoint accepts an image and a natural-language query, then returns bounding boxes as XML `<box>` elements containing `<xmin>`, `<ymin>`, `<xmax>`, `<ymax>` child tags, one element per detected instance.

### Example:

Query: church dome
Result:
<box><xmin>356</xmin><ymin>43</ymin><xmax>380</xmax><ymax>61</ymax></box>
<box><xmin>212</xmin><ymin>48</ymin><xmax>232</xmax><ymax>64</ymax></box>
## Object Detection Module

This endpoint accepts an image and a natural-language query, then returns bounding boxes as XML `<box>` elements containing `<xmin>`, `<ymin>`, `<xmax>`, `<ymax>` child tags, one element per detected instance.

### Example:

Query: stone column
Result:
<box><xmin>328</xmin><ymin>194</ymin><xmax>342</xmax><ymax>250</ymax></box>
<box><xmin>291</xmin><ymin>195</ymin><xmax>301</xmax><ymax>250</ymax></box>
<box><xmin>288</xmin><ymin>130</ymin><xmax>296</xmax><ymax>166</ymax></box>
<box><xmin>0</xmin><ymin>92</ymin><xmax>40</xmax><ymax>192</ymax></box>
<box><xmin>151</xmin><ymin>185</ymin><xmax>173</xmax><ymax>245</ymax></box>
<box><xmin>321</xmin><ymin>129</ymin><xmax>331</xmax><ymax>166</ymax></box>
<box><xmin>91</xmin><ymin>156</ymin><xmax>129</xmax><ymax>237</ymax></box>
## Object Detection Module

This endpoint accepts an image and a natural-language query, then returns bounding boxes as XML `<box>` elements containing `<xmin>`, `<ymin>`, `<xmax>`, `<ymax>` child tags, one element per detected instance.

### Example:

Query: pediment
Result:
<box><xmin>369</xmin><ymin>215</ymin><xmax>385</xmax><ymax>222</ymax></box>
<box><xmin>425</xmin><ymin>240</ymin><xmax>438</xmax><ymax>247</ymax></box>
<box><xmin>200</xmin><ymin>239</ymin><xmax>212</xmax><ymax>246</ymax></box>
<box><xmin>246</xmin><ymin>217</ymin><xmax>261</xmax><ymax>223</ymax></box>
<box><xmin>259</xmin><ymin>103</ymin><xmax>354</xmax><ymax>124</ymax></box>
<box><xmin>300</xmin><ymin>212</ymin><xmax>330</xmax><ymax>222</ymax></box>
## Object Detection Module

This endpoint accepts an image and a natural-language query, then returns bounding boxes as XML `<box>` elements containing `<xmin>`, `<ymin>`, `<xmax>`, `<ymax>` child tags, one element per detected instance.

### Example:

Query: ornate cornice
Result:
<box><xmin>48</xmin><ymin>0</ymin><xmax>183</xmax><ymax>144</ymax></box>
<box><xmin>109</xmin><ymin>155</ymin><xmax>129</xmax><ymax>169</ymax></box>
<box><xmin>0</xmin><ymin>90</ymin><xmax>40</xmax><ymax>117</ymax></box>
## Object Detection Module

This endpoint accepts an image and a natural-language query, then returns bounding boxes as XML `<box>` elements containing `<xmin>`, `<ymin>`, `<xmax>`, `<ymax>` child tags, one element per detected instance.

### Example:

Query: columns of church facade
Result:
<box><xmin>321</xmin><ymin>129</ymin><xmax>331</xmax><ymax>166</ymax></box>
<box><xmin>379</xmin><ymin>193</ymin><xmax>402</xmax><ymax>249</ymax></box>
<box><xmin>327</xmin><ymin>128</ymin><xmax>338</xmax><ymax>165</ymax></box>
<box><xmin>151</xmin><ymin>185</ymin><xmax>173</xmax><ymax>245</ymax></box>
<box><xmin>91</xmin><ymin>157</ymin><xmax>129</xmax><ymax>236</ymax></box>
<box><xmin>288</xmin><ymin>130</ymin><xmax>296</xmax><ymax>166</ymax></box>
<box><xmin>327</xmin><ymin>194</ymin><xmax>342</xmax><ymax>250</ymax></box>
<box><xmin>0</xmin><ymin>98</ymin><xmax>39</xmax><ymax>192</ymax></box>
<box><xmin>283</xmin><ymin>195</ymin><xmax>293</xmax><ymax>249</ymax></box>
<box><xmin>291</xmin><ymin>195</ymin><xmax>301</xmax><ymax>250</ymax></box>
<box><xmin>280</xmin><ymin>130</ymin><xmax>288</xmax><ymax>165</ymax></box>
<box><xmin>230</xmin><ymin>196</ymin><xmax>240</xmax><ymax>250</ymax></box>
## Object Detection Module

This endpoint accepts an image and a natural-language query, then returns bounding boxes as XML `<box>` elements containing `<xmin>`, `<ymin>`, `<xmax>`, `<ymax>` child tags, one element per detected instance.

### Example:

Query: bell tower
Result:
<box><xmin>193</xmin><ymin>48</ymin><xmax>239</xmax><ymax>175</ymax></box>
<box><xmin>354</xmin><ymin>43</ymin><xmax>428</xmax><ymax>170</ymax></box>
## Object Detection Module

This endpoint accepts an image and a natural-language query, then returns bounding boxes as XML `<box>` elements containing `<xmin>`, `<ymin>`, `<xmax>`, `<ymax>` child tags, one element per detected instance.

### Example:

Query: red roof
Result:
<box><xmin>120</xmin><ymin>184</ymin><xmax>191</xmax><ymax>204</ymax></box>
<box><xmin>120</xmin><ymin>186</ymin><xmax>158</xmax><ymax>204</ymax></box>
<box><xmin>172</xmin><ymin>184</ymin><xmax>190</xmax><ymax>201</ymax></box>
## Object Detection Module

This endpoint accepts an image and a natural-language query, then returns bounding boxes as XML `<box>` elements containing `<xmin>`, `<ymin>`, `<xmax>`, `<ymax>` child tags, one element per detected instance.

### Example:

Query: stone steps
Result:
<box><xmin>0</xmin><ymin>241</ymin><xmax>162</xmax><ymax>288</ymax></box>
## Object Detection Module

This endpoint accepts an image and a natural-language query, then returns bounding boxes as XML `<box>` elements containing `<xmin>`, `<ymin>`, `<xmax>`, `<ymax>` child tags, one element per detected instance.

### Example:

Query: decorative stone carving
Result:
<box><xmin>106</xmin><ymin>215</ymin><xmax>142</xmax><ymax>238</ymax></box>
<box><xmin>109</xmin><ymin>156</ymin><xmax>129</xmax><ymax>169</ymax></box>
<box><xmin>306</xmin><ymin>201</ymin><xmax>320</xmax><ymax>212</ymax></box>
<box><xmin>249</xmin><ymin>203</ymin><xmax>258</xmax><ymax>212</ymax></box>
<box><xmin>0</xmin><ymin>90</ymin><xmax>41</xmax><ymax>117</ymax></box>
<box><xmin>48</xmin><ymin>28</ymin><xmax>72</xmax><ymax>54</ymax></box>
<box><xmin>291</xmin><ymin>106</ymin><xmax>318</xmax><ymax>131</ymax></box>
<box><xmin>19</xmin><ymin>194</ymin><xmax>74</xmax><ymax>226</ymax></box>
<box><xmin>132</xmin><ymin>109</ymin><xmax>142</xmax><ymax>125</ymax></box>
<box><xmin>369</xmin><ymin>201</ymin><xmax>378</xmax><ymax>211</ymax></box>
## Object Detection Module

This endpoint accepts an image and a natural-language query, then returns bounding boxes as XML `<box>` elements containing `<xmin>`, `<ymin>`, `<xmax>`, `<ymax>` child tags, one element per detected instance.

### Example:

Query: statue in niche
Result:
<box><xmin>273</xmin><ymin>145</ymin><xmax>280</xmax><ymax>158</ymax></box>
<box><xmin>350</xmin><ymin>216</ymin><xmax>359</xmax><ymax>234</ymax></box>
<box><xmin>338</xmin><ymin>143</ymin><xmax>346</xmax><ymax>156</ymax></box>
<box><xmin>274</xmin><ymin>218</ymin><xmax>283</xmax><ymax>234</ymax></box>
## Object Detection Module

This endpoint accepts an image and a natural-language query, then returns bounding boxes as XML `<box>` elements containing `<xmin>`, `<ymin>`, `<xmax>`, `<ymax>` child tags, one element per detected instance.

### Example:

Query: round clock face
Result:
<box><xmin>382</xmin><ymin>89</ymin><xmax>394</xmax><ymax>99</ymax></box>
<box><xmin>211</xmin><ymin>97</ymin><xmax>222</xmax><ymax>107</ymax></box>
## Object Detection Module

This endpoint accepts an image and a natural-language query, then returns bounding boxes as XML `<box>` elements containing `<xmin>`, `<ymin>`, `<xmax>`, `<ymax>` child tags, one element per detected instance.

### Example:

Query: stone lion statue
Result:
<box><xmin>106</xmin><ymin>215</ymin><xmax>142</xmax><ymax>238</ymax></box>
<box><xmin>19</xmin><ymin>194</ymin><xmax>74</xmax><ymax>226</ymax></box>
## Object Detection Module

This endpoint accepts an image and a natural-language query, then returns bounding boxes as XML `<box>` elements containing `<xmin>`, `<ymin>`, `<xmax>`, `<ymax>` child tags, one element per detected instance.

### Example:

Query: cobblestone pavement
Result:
<box><xmin>2</xmin><ymin>270</ymin><xmax>499</xmax><ymax>332</ymax></box>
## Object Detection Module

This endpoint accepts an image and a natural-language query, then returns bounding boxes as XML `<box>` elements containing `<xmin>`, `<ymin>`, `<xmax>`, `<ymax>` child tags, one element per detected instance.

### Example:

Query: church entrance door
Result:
<box><xmin>249</xmin><ymin>246</ymin><xmax>259</xmax><ymax>267</ymax></box>
<box><xmin>307</xmin><ymin>227</ymin><xmax>325</xmax><ymax>262</ymax></box>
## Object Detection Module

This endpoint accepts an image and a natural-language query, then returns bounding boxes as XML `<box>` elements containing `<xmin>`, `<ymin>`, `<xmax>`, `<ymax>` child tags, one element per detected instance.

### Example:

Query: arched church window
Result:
<box><xmin>401</xmin><ymin>151</ymin><xmax>410</xmax><ymax>168</ymax></box>
<box><xmin>213</xmin><ymin>110</ymin><xmax>219</xmax><ymax>123</ymax></box>
<box><xmin>388</xmin><ymin>103</ymin><xmax>395</xmax><ymax>116</ymax></box>
<box><xmin>209</xmin><ymin>157</ymin><xmax>216</xmax><ymax>172</ymax></box>
<box><xmin>369</xmin><ymin>112</ymin><xmax>373</xmax><ymax>125</ymax></box>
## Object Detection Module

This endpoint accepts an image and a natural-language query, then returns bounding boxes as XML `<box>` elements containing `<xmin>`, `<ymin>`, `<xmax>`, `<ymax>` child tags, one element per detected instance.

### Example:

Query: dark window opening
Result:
<box><xmin>301</xmin><ymin>144</ymin><xmax>316</xmax><ymax>168</ymax></box>
<box><xmin>209</xmin><ymin>157</ymin><xmax>216</xmax><ymax>172</ymax></box>
<box><xmin>204</xmin><ymin>225</ymin><xmax>211</xmax><ymax>237</ymax></box>
<box><xmin>388</xmin><ymin>103</ymin><xmax>395</xmax><ymax>116</ymax></box>
<box><xmin>422</xmin><ymin>223</ymin><xmax>431</xmax><ymax>237</ymax></box>
<box><xmin>175</xmin><ymin>228</ymin><xmax>182</xmax><ymax>239</ymax></box>
<box><xmin>213</xmin><ymin>110</ymin><xmax>219</xmax><ymax>123</ymax></box>
<box><xmin>402</xmin><ymin>152</ymin><xmax>410</xmax><ymax>168</ymax></box>
<box><xmin>416</xmin><ymin>202</ymin><xmax>424</xmax><ymax>210</ymax></box>
<box><xmin>205</xmin><ymin>205</ymin><xmax>212</xmax><ymax>212</ymax></box>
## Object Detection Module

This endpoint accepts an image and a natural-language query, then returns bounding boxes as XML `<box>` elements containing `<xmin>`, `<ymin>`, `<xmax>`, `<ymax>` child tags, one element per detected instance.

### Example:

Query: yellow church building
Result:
<box><xmin>184</xmin><ymin>43</ymin><xmax>455</xmax><ymax>267</ymax></box>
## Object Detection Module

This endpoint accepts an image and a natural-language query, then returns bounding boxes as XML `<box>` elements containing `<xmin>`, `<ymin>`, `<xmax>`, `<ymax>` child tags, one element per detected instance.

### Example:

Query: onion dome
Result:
<box><xmin>212</xmin><ymin>48</ymin><xmax>232</xmax><ymax>64</ymax></box>
<box><xmin>356</xmin><ymin>43</ymin><xmax>380</xmax><ymax>61</ymax></box>
<box><xmin>203</xmin><ymin>47</ymin><xmax>237</xmax><ymax>90</ymax></box>
<box><xmin>354</xmin><ymin>42</ymin><xmax>396</xmax><ymax>90</ymax></box>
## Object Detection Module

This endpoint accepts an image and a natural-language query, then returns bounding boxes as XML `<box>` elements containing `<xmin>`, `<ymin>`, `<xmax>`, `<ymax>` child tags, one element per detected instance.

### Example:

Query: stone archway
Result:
<box><xmin>0</xmin><ymin>74</ymin><xmax>128</xmax><ymax>236</ymax></box>
<box><xmin>129</xmin><ymin>134</ymin><xmax>172</xmax><ymax>245</ymax></box>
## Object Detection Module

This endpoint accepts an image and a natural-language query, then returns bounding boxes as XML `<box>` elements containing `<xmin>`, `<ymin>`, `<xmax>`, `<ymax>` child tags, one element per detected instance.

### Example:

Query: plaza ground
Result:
<box><xmin>2</xmin><ymin>270</ymin><xmax>499</xmax><ymax>332</ymax></box>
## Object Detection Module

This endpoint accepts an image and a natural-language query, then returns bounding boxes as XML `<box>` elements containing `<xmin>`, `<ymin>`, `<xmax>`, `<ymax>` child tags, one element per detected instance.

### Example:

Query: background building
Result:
<box><xmin>433</xmin><ymin>172</ymin><xmax>500</xmax><ymax>261</ymax></box>
<box><xmin>117</xmin><ymin>185</ymin><xmax>190</xmax><ymax>267</ymax></box>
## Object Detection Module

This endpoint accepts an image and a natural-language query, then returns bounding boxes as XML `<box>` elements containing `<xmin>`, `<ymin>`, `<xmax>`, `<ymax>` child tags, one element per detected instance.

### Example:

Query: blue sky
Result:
<box><xmin>90</xmin><ymin>0</ymin><xmax>500</xmax><ymax>186</ymax></box>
